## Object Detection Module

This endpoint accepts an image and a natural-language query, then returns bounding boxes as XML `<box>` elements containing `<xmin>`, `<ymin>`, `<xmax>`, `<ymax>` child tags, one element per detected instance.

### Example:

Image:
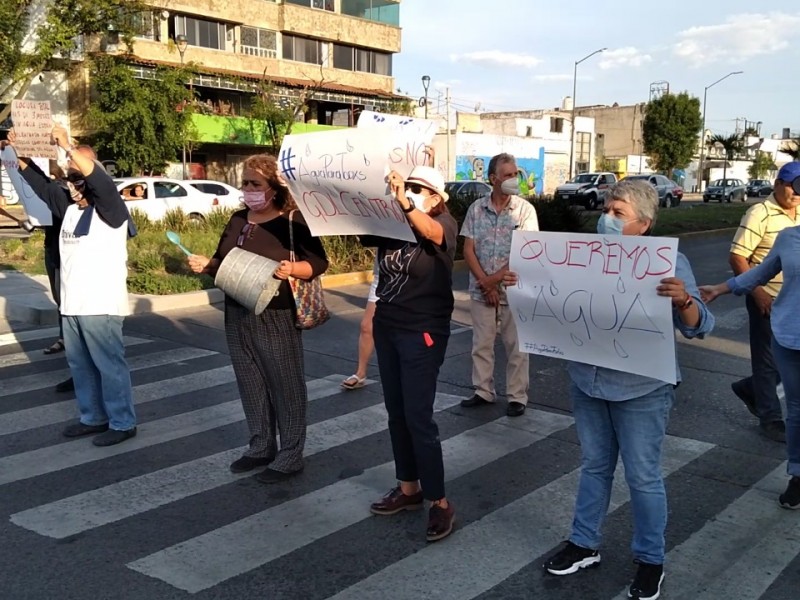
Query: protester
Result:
<box><xmin>505</xmin><ymin>180</ymin><xmax>714</xmax><ymax>599</ymax></box>
<box><xmin>0</xmin><ymin>205</ymin><xmax>34</xmax><ymax>232</ymax></box>
<box><xmin>188</xmin><ymin>154</ymin><xmax>328</xmax><ymax>483</ymax></box>
<box><xmin>460</xmin><ymin>153</ymin><xmax>539</xmax><ymax>417</ymax></box>
<box><xmin>700</xmin><ymin>168</ymin><xmax>800</xmax><ymax>512</ymax></box>
<box><xmin>341</xmin><ymin>257</ymin><xmax>378</xmax><ymax>390</ymax></box>
<box><xmin>360</xmin><ymin>165</ymin><xmax>457</xmax><ymax>542</ymax></box>
<box><xmin>10</xmin><ymin>126</ymin><xmax>137</xmax><ymax>446</ymax></box>
<box><xmin>727</xmin><ymin>162</ymin><xmax>800</xmax><ymax>442</ymax></box>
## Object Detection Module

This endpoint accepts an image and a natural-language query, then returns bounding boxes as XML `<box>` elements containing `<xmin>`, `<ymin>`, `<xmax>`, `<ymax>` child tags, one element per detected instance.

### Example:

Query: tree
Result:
<box><xmin>748</xmin><ymin>151</ymin><xmax>777</xmax><ymax>180</ymax></box>
<box><xmin>250</xmin><ymin>67</ymin><xmax>329</xmax><ymax>151</ymax></box>
<box><xmin>642</xmin><ymin>92</ymin><xmax>702</xmax><ymax>174</ymax></box>
<box><xmin>87</xmin><ymin>55</ymin><xmax>194</xmax><ymax>175</ymax></box>
<box><xmin>706</xmin><ymin>133</ymin><xmax>743</xmax><ymax>192</ymax></box>
<box><xmin>782</xmin><ymin>139</ymin><xmax>800</xmax><ymax>161</ymax></box>
<box><xmin>0</xmin><ymin>0</ymin><xmax>147</xmax><ymax>122</ymax></box>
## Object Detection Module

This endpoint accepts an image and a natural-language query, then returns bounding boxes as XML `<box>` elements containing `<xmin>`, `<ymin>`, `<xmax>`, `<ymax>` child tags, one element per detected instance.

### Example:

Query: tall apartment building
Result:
<box><xmin>67</xmin><ymin>0</ymin><xmax>403</xmax><ymax>179</ymax></box>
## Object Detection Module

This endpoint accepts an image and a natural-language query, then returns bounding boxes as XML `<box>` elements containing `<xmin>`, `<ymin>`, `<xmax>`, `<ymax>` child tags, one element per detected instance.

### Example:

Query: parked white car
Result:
<box><xmin>186</xmin><ymin>180</ymin><xmax>244</xmax><ymax>210</ymax></box>
<box><xmin>114</xmin><ymin>177</ymin><xmax>236</xmax><ymax>222</ymax></box>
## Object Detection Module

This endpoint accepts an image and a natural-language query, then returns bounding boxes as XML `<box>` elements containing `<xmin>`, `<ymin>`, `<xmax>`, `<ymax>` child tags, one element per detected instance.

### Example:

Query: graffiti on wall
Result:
<box><xmin>453</xmin><ymin>134</ymin><xmax>546</xmax><ymax>195</ymax></box>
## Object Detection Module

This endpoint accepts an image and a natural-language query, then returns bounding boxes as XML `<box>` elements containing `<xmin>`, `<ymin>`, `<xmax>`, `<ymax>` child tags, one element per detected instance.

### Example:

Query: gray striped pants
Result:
<box><xmin>225</xmin><ymin>303</ymin><xmax>307</xmax><ymax>473</ymax></box>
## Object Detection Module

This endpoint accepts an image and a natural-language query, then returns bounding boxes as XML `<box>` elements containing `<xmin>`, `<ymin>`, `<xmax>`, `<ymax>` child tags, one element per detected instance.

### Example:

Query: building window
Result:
<box><xmin>576</xmin><ymin>131</ymin><xmax>591</xmax><ymax>174</ymax></box>
<box><xmin>550</xmin><ymin>117</ymin><xmax>564</xmax><ymax>133</ymax></box>
<box><xmin>525</xmin><ymin>126</ymin><xmax>533</xmax><ymax>137</ymax></box>
<box><xmin>174</xmin><ymin>15</ymin><xmax>227</xmax><ymax>50</ymax></box>
<box><xmin>131</xmin><ymin>11</ymin><xmax>158</xmax><ymax>40</ymax></box>
<box><xmin>333</xmin><ymin>43</ymin><xmax>392</xmax><ymax>75</ymax></box>
<box><xmin>285</xmin><ymin>0</ymin><xmax>334</xmax><ymax>11</ymax></box>
<box><xmin>283</xmin><ymin>34</ymin><xmax>328</xmax><ymax>65</ymax></box>
<box><xmin>240</xmin><ymin>27</ymin><xmax>277</xmax><ymax>58</ymax></box>
<box><xmin>341</xmin><ymin>0</ymin><xmax>400</xmax><ymax>26</ymax></box>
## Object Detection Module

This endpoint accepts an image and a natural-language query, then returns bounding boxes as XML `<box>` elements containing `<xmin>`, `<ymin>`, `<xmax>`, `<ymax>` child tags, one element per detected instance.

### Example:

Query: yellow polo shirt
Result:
<box><xmin>730</xmin><ymin>195</ymin><xmax>800</xmax><ymax>298</ymax></box>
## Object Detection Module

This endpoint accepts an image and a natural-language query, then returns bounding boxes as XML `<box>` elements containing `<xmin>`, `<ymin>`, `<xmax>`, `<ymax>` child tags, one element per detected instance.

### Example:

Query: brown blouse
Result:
<box><xmin>212</xmin><ymin>209</ymin><xmax>329</xmax><ymax>310</ymax></box>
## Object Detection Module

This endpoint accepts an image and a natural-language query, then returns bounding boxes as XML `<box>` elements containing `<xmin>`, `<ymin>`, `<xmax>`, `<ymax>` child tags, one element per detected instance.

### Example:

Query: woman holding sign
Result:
<box><xmin>505</xmin><ymin>180</ymin><xmax>714</xmax><ymax>600</ymax></box>
<box><xmin>187</xmin><ymin>154</ymin><xmax>328</xmax><ymax>484</ymax></box>
<box><xmin>360</xmin><ymin>165</ymin><xmax>458</xmax><ymax>543</ymax></box>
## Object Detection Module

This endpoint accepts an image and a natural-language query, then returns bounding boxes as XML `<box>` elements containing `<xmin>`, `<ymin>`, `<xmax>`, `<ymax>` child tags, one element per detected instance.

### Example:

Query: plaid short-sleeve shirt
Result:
<box><xmin>730</xmin><ymin>195</ymin><xmax>800</xmax><ymax>298</ymax></box>
<box><xmin>460</xmin><ymin>194</ymin><xmax>539</xmax><ymax>304</ymax></box>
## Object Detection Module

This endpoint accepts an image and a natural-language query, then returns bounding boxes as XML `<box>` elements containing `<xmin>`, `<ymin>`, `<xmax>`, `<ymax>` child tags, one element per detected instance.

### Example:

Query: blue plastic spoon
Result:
<box><xmin>166</xmin><ymin>231</ymin><xmax>192</xmax><ymax>256</ymax></box>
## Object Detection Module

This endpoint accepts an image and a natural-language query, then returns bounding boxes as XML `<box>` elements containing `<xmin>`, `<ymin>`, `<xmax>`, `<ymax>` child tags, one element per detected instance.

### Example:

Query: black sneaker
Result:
<box><xmin>628</xmin><ymin>561</ymin><xmax>664</xmax><ymax>600</ymax></box>
<box><xmin>460</xmin><ymin>394</ymin><xmax>492</xmax><ymax>408</ymax></box>
<box><xmin>731</xmin><ymin>379</ymin><xmax>757</xmax><ymax>418</ymax></box>
<box><xmin>544</xmin><ymin>541</ymin><xmax>600</xmax><ymax>575</ymax></box>
<box><xmin>779</xmin><ymin>476</ymin><xmax>800</xmax><ymax>510</ymax></box>
<box><xmin>759</xmin><ymin>420</ymin><xmax>786</xmax><ymax>443</ymax></box>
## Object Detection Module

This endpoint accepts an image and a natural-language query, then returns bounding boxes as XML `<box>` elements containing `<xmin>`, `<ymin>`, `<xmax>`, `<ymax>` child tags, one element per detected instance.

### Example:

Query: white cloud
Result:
<box><xmin>673</xmin><ymin>12</ymin><xmax>800</xmax><ymax>67</ymax></box>
<box><xmin>449</xmin><ymin>50</ymin><xmax>543</xmax><ymax>69</ymax></box>
<box><xmin>597</xmin><ymin>47</ymin><xmax>653</xmax><ymax>70</ymax></box>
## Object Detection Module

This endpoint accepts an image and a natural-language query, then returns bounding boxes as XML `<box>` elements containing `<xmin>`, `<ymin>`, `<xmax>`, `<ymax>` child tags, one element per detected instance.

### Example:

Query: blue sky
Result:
<box><xmin>393</xmin><ymin>1</ymin><xmax>798</xmax><ymax>138</ymax></box>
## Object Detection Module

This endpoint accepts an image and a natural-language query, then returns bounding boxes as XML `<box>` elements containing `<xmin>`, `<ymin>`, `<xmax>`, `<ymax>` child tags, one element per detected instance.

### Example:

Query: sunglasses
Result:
<box><xmin>407</xmin><ymin>183</ymin><xmax>430</xmax><ymax>195</ymax></box>
<box><xmin>236</xmin><ymin>222</ymin><xmax>255</xmax><ymax>247</ymax></box>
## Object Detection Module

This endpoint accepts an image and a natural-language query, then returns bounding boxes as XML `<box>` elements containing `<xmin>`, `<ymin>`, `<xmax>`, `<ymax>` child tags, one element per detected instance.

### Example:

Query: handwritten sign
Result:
<box><xmin>0</xmin><ymin>146</ymin><xmax>53</xmax><ymax>227</ymax></box>
<box><xmin>506</xmin><ymin>231</ymin><xmax>679</xmax><ymax>384</ymax></box>
<box><xmin>358</xmin><ymin>110</ymin><xmax>438</xmax><ymax>141</ymax></box>
<box><xmin>11</xmin><ymin>100</ymin><xmax>57</xmax><ymax>159</ymax></box>
<box><xmin>279</xmin><ymin>128</ymin><xmax>427</xmax><ymax>241</ymax></box>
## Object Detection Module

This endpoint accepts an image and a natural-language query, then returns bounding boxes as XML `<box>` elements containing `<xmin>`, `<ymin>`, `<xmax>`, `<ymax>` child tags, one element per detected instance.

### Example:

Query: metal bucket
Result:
<box><xmin>214</xmin><ymin>247</ymin><xmax>282</xmax><ymax>314</ymax></box>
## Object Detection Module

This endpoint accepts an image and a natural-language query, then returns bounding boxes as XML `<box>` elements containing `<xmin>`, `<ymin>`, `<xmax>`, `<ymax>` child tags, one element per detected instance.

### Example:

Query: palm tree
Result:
<box><xmin>707</xmin><ymin>133</ymin><xmax>744</xmax><ymax>194</ymax></box>
<box><xmin>782</xmin><ymin>139</ymin><xmax>800</xmax><ymax>161</ymax></box>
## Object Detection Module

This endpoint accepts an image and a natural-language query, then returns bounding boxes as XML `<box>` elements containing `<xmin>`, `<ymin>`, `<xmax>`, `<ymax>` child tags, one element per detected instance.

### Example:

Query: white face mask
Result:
<box><xmin>500</xmin><ymin>178</ymin><xmax>520</xmax><ymax>196</ymax></box>
<box><xmin>406</xmin><ymin>191</ymin><xmax>429</xmax><ymax>213</ymax></box>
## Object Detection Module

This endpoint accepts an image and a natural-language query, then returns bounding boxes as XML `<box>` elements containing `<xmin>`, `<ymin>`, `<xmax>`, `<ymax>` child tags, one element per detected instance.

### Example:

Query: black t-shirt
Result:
<box><xmin>363</xmin><ymin>213</ymin><xmax>457</xmax><ymax>335</ymax></box>
<box><xmin>213</xmin><ymin>209</ymin><xmax>329</xmax><ymax>311</ymax></box>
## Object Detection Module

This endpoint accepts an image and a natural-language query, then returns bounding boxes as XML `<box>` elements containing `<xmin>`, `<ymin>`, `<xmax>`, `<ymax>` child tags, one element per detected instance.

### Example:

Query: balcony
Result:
<box><xmin>189</xmin><ymin>113</ymin><xmax>342</xmax><ymax>146</ymax></box>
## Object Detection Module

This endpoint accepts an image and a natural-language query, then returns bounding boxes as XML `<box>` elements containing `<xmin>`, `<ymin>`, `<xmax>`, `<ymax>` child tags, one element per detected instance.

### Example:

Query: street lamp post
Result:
<box><xmin>569</xmin><ymin>48</ymin><xmax>606</xmax><ymax>180</ymax></box>
<box><xmin>697</xmin><ymin>70</ymin><xmax>743</xmax><ymax>192</ymax></box>
<box><xmin>421</xmin><ymin>75</ymin><xmax>431</xmax><ymax>119</ymax></box>
<box><xmin>176</xmin><ymin>34</ymin><xmax>188</xmax><ymax>180</ymax></box>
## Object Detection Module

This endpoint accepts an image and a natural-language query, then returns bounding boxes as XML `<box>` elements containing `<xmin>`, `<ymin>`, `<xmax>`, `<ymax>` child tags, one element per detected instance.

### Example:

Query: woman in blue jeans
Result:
<box><xmin>701</xmin><ymin>217</ymin><xmax>800</xmax><ymax>512</ymax></box>
<box><xmin>506</xmin><ymin>180</ymin><xmax>714</xmax><ymax>600</ymax></box>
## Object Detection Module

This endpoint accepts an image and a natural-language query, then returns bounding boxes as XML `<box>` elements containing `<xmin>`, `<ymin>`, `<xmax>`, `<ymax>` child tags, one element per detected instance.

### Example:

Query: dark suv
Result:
<box><xmin>555</xmin><ymin>172</ymin><xmax>618</xmax><ymax>210</ymax></box>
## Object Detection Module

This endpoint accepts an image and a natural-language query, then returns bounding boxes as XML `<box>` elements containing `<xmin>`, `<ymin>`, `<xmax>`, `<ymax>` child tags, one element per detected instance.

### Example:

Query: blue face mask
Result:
<box><xmin>597</xmin><ymin>213</ymin><xmax>627</xmax><ymax>235</ymax></box>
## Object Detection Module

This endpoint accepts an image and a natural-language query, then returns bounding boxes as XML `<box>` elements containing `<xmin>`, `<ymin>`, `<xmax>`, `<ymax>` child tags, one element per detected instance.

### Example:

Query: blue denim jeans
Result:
<box><xmin>569</xmin><ymin>382</ymin><xmax>674</xmax><ymax>565</ymax></box>
<box><xmin>772</xmin><ymin>340</ymin><xmax>800</xmax><ymax>477</ymax></box>
<box><xmin>63</xmin><ymin>315</ymin><xmax>136</xmax><ymax>431</ymax></box>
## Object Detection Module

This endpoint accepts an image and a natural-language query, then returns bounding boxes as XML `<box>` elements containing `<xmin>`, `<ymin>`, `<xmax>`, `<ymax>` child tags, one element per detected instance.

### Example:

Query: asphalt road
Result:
<box><xmin>0</xmin><ymin>232</ymin><xmax>797</xmax><ymax>600</ymax></box>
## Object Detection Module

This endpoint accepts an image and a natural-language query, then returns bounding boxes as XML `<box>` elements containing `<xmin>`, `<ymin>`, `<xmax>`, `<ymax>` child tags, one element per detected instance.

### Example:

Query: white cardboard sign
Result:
<box><xmin>1</xmin><ymin>146</ymin><xmax>53</xmax><ymax>226</ymax></box>
<box><xmin>506</xmin><ymin>230</ymin><xmax>679</xmax><ymax>384</ymax></box>
<box><xmin>278</xmin><ymin>128</ymin><xmax>422</xmax><ymax>241</ymax></box>
<box><xmin>11</xmin><ymin>99</ymin><xmax>58</xmax><ymax>160</ymax></box>
<box><xmin>357</xmin><ymin>110</ymin><xmax>439</xmax><ymax>140</ymax></box>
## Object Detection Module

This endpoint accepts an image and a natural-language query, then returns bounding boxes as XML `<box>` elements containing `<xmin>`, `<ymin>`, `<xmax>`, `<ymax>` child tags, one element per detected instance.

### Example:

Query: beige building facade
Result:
<box><xmin>68</xmin><ymin>0</ymin><xmax>404</xmax><ymax>179</ymax></box>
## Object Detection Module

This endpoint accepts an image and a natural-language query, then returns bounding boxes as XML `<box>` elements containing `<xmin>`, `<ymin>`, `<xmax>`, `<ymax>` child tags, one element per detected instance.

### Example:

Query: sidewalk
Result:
<box><xmin>0</xmin><ymin>270</ymin><xmax>225</xmax><ymax>328</ymax></box>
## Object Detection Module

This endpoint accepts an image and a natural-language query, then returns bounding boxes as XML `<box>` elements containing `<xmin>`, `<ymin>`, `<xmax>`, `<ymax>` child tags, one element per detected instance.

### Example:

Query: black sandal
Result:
<box><xmin>43</xmin><ymin>340</ymin><xmax>65</xmax><ymax>355</ymax></box>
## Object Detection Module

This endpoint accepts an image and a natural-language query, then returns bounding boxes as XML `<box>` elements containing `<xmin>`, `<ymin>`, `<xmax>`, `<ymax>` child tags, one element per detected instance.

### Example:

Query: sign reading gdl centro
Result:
<box><xmin>507</xmin><ymin>231</ymin><xmax>679</xmax><ymax>385</ymax></box>
<box><xmin>277</xmin><ymin>128</ymin><xmax>436</xmax><ymax>243</ymax></box>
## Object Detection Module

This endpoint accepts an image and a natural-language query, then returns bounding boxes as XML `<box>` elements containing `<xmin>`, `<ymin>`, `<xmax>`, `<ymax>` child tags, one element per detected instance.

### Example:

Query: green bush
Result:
<box><xmin>203</xmin><ymin>207</ymin><xmax>237</xmax><ymax>233</ymax></box>
<box><xmin>162</xmin><ymin>208</ymin><xmax>190</xmax><ymax>233</ymax></box>
<box><xmin>129</xmin><ymin>208</ymin><xmax>154</xmax><ymax>233</ymax></box>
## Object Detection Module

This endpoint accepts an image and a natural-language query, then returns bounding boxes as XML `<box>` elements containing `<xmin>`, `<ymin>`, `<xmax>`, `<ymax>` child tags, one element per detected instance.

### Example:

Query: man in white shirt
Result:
<box><xmin>13</xmin><ymin>126</ymin><xmax>137</xmax><ymax>446</ymax></box>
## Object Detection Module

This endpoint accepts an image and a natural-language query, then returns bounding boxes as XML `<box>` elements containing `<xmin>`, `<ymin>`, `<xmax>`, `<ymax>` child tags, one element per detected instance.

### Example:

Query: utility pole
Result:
<box><xmin>445</xmin><ymin>87</ymin><xmax>451</xmax><ymax>180</ymax></box>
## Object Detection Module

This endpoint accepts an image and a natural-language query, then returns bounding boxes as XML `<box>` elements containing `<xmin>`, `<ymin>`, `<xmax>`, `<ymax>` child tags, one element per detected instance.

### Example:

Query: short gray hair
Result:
<box><xmin>607</xmin><ymin>179</ymin><xmax>659</xmax><ymax>232</ymax></box>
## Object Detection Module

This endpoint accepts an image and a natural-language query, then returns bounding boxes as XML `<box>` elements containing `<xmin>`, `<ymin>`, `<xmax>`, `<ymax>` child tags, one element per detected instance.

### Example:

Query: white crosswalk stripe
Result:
<box><xmin>126</xmin><ymin>409</ymin><xmax>577</xmax><ymax>593</ymax></box>
<box><xmin>0</xmin><ymin>346</ymin><xmax>217</xmax><ymax>397</ymax></box>
<box><xmin>2</xmin><ymin>329</ymin><xmax>799</xmax><ymax>600</ymax></box>
<box><xmin>0</xmin><ymin>326</ymin><xmax>61</xmax><ymax>347</ymax></box>
<box><xmin>0</xmin><ymin>336</ymin><xmax>151</xmax><ymax>368</ymax></box>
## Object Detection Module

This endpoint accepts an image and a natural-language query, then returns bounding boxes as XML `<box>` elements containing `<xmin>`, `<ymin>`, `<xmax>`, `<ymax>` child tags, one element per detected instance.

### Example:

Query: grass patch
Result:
<box><xmin>580</xmin><ymin>203</ymin><xmax>749</xmax><ymax>236</ymax></box>
<box><xmin>1</xmin><ymin>202</ymin><xmax>749</xmax><ymax>294</ymax></box>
